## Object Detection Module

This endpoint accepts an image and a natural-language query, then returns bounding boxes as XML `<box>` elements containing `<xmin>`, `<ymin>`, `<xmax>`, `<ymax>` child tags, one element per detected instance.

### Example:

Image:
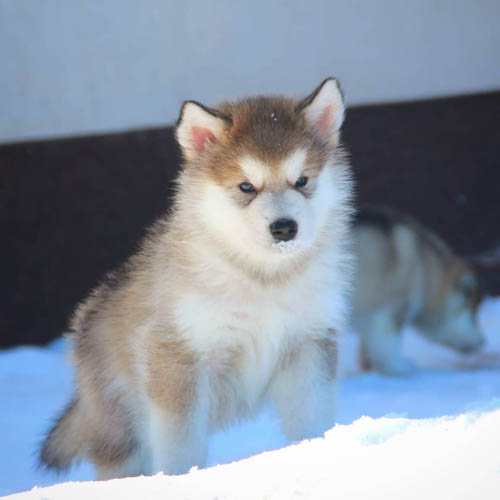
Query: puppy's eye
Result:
<box><xmin>239</xmin><ymin>182</ymin><xmax>255</xmax><ymax>193</ymax></box>
<box><xmin>295</xmin><ymin>176</ymin><xmax>308</xmax><ymax>188</ymax></box>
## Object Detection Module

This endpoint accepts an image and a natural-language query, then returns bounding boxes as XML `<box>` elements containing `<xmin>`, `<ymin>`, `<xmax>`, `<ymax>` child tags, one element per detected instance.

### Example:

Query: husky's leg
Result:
<box><xmin>267</xmin><ymin>336</ymin><xmax>337</xmax><ymax>441</ymax></box>
<box><xmin>145</xmin><ymin>397</ymin><xmax>209</xmax><ymax>475</ymax></box>
<box><xmin>143</xmin><ymin>334</ymin><xmax>210</xmax><ymax>475</ymax></box>
<box><xmin>359</xmin><ymin>309</ymin><xmax>415</xmax><ymax>376</ymax></box>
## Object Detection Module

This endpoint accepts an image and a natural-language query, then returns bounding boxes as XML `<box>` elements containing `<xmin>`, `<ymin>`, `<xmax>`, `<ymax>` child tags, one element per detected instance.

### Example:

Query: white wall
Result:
<box><xmin>1</xmin><ymin>0</ymin><xmax>499</xmax><ymax>143</ymax></box>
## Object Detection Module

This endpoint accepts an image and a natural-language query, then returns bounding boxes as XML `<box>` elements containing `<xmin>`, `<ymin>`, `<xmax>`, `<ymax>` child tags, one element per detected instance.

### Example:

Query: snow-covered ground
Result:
<box><xmin>2</xmin><ymin>298</ymin><xmax>500</xmax><ymax>499</ymax></box>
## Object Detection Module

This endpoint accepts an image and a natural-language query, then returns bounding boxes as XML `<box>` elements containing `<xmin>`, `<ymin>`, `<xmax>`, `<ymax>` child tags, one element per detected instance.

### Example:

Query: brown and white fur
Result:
<box><xmin>39</xmin><ymin>78</ymin><xmax>354</xmax><ymax>479</ymax></box>
<box><xmin>351</xmin><ymin>206</ymin><xmax>484</xmax><ymax>376</ymax></box>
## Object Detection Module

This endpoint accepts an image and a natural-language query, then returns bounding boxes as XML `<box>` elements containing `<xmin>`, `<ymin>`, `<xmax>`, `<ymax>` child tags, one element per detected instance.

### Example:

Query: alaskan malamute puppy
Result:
<box><xmin>40</xmin><ymin>78</ymin><xmax>354</xmax><ymax>479</ymax></box>
<box><xmin>352</xmin><ymin>206</ymin><xmax>484</xmax><ymax>376</ymax></box>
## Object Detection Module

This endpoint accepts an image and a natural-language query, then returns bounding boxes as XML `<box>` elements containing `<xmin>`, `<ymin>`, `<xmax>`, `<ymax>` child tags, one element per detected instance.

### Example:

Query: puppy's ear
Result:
<box><xmin>297</xmin><ymin>78</ymin><xmax>345</xmax><ymax>143</ymax></box>
<box><xmin>176</xmin><ymin>101</ymin><xmax>232</xmax><ymax>161</ymax></box>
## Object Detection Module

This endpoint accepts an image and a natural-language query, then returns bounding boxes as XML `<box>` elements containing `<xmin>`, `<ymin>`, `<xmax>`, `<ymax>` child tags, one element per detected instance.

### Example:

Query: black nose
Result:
<box><xmin>270</xmin><ymin>218</ymin><xmax>298</xmax><ymax>242</ymax></box>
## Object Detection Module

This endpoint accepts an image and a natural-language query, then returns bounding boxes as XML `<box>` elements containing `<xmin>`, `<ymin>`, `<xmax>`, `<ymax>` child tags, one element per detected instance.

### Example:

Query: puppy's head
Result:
<box><xmin>175</xmin><ymin>79</ymin><xmax>352</xmax><ymax>273</ymax></box>
<box><xmin>420</xmin><ymin>261</ymin><xmax>485</xmax><ymax>353</ymax></box>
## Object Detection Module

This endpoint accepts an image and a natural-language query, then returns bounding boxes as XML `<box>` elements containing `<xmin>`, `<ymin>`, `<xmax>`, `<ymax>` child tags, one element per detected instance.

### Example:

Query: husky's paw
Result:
<box><xmin>379</xmin><ymin>358</ymin><xmax>417</xmax><ymax>377</ymax></box>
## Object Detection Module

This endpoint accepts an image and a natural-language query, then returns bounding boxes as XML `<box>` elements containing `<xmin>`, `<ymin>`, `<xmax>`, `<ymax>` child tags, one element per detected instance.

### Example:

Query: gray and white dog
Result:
<box><xmin>351</xmin><ymin>206</ymin><xmax>484</xmax><ymax>376</ymax></box>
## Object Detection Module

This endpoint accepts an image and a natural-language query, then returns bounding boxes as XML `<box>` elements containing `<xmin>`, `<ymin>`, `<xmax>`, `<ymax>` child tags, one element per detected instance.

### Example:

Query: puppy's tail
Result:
<box><xmin>39</xmin><ymin>398</ymin><xmax>83</xmax><ymax>472</ymax></box>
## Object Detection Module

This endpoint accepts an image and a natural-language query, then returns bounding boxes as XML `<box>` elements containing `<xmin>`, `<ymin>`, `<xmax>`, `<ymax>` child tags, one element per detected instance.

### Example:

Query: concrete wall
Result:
<box><xmin>1</xmin><ymin>0</ymin><xmax>499</xmax><ymax>143</ymax></box>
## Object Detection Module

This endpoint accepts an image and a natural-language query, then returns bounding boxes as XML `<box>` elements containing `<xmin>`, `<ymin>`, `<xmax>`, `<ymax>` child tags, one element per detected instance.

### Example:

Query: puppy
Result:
<box><xmin>40</xmin><ymin>78</ymin><xmax>354</xmax><ymax>478</ymax></box>
<box><xmin>352</xmin><ymin>206</ymin><xmax>484</xmax><ymax>376</ymax></box>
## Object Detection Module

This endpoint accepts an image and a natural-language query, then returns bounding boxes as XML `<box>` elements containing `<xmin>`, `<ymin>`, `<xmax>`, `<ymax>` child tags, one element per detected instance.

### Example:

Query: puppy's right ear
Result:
<box><xmin>176</xmin><ymin>101</ymin><xmax>231</xmax><ymax>162</ymax></box>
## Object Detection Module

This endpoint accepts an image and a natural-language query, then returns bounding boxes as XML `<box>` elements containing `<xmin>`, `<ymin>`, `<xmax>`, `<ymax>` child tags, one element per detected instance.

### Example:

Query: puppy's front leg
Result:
<box><xmin>358</xmin><ymin>309</ymin><xmax>416</xmax><ymax>376</ymax></box>
<box><xmin>146</xmin><ymin>338</ymin><xmax>209</xmax><ymax>475</ymax></box>
<box><xmin>267</xmin><ymin>335</ymin><xmax>337</xmax><ymax>442</ymax></box>
<box><xmin>146</xmin><ymin>398</ymin><xmax>208</xmax><ymax>475</ymax></box>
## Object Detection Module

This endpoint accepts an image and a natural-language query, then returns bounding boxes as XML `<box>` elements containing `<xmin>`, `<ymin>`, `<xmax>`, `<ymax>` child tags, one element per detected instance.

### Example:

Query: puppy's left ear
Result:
<box><xmin>297</xmin><ymin>78</ymin><xmax>345</xmax><ymax>143</ymax></box>
<box><xmin>176</xmin><ymin>101</ymin><xmax>232</xmax><ymax>162</ymax></box>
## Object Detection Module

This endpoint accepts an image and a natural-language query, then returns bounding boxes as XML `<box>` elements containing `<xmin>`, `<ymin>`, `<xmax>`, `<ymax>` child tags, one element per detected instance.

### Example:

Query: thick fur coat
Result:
<box><xmin>40</xmin><ymin>78</ymin><xmax>354</xmax><ymax>479</ymax></box>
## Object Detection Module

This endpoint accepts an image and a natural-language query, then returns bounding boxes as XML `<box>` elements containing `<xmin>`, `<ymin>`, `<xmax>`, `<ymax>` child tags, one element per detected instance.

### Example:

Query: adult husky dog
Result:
<box><xmin>40</xmin><ymin>78</ymin><xmax>354</xmax><ymax>479</ymax></box>
<box><xmin>352</xmin><ymin>206</ymin><xmax>484</xmax><ymax>376</ymax></box>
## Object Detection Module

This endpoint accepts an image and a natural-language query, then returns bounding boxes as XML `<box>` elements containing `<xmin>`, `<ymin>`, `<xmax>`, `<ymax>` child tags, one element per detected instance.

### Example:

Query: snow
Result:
<box><xmin>272</xmin><ymin>240</ymin><xmax>300</xmax><ymax>253</ymax></box>
<box><xmin>272</xmin><ymin>240</ymin><xmax>310</xmax><ymax>253</ymax></box>
<box><xmin>2</xmin><ymin>298</ymin><xmax>500</xmax><ymax>499</ymax></box>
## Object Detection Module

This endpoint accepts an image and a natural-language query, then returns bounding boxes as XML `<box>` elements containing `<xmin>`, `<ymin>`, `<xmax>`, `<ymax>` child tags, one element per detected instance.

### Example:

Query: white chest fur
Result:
<box><xmin>174</xmin><ymin>255</ymin><xmax>340</xmax><ymax>344</ymax></box>
<box><xmin>169</xmin><ymin>249</ymin><xmax>345</xmax><ymax>417</ymax></box>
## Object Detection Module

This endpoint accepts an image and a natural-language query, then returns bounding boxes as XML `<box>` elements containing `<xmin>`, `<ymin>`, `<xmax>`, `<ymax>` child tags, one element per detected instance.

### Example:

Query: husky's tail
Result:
<box><xmin>39</xmin><ymin>399</ymin><xmax>83</xmax><ymax>472</ymax></box>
